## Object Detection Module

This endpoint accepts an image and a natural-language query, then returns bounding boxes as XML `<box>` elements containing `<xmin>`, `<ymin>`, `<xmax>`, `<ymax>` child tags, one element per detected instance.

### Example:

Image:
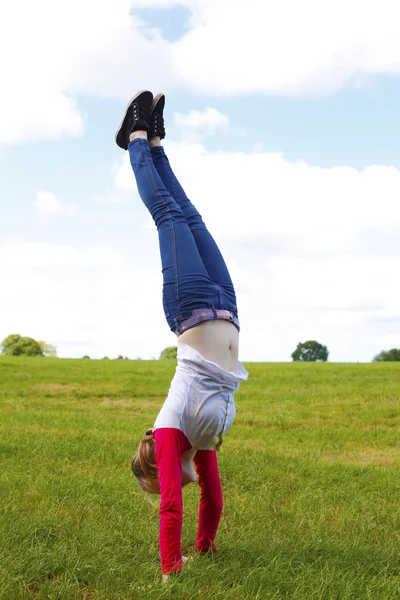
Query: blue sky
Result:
<box><xmin>1</xmin><ymin>0</ymin><xmax>400</xmax><ymax>361</ymax></box>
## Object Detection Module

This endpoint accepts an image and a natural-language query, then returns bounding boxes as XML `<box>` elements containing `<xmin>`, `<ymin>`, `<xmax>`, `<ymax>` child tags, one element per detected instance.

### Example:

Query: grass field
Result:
<box><xmin>0</xmin><ymin>357</ymin><xmax>399</xmax><ymax>600</ymax></box>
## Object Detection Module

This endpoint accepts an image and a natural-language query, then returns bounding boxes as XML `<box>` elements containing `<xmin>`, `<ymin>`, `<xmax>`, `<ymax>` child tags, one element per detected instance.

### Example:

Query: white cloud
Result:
<box><xmin>172</xmin><ymin>0</ymin><xmax>400</xmax><ymax>96</ymax></box>
<box><xmin>0</xmin><ymin>0</ymin><xmax>173</xmax><ymax>145</ymax></box>
<box><xmin>173</xmin><ymin>107</ymin><xmax>229</xmax><ymax>140</ymax></box>
<box><xmin>94</xmin><ymin>192</ymin><xmax>131</xmax><ymax>205</ymax></box>
<box><xmin>114</xmin><ymin>140</ymin><xmax>400</xmax><ymax>253</ymax></box>
<box><xmin>264</xmin><ymin>256</ymin><xmax>400</xmax><ymax>314</ymax></box>
<box><xmin>0</xmin><ymin>241</ymin><xmax>121</xmax><ymax>276</ymax></box>
<box><xmin>34</xmin><ymin>190</ymin><xmax>78</xmax><ymax>218</ymax></box>
<box><xmin>1</xmin><ymin>232</ymin><xmax>399</xmax><ymax>361</ymax></box>
<box><xmin>108</xmin><ymin>139</ymin><xmax>400</xmax><ymax>362</ymax></box>
<box><xmin>3</xmin><ymin>0</ymin><xmax>400</xmax><ymax>145</ymax></box>
<box><xmin>0</xmin><ymin>239</ymin><xmax>171</xmax><ymax>359</ymax></box>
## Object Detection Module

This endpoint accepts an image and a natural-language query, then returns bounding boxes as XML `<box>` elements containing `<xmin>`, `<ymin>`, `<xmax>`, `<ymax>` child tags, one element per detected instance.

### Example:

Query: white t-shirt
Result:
<box><xmin>153</xmin><ymin>342</ymin><xmax>249</xmax><ymax>450</ymax></box>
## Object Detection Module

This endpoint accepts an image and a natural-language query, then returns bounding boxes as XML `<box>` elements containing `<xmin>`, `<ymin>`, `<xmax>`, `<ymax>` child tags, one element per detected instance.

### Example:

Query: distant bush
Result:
<box><xmin>37</xmin><ymin>341</ymin><xmax>58</xmax><ymax>357</ymax></box>
<box><xmin>82</xmin><ymin>355</ymin><xmax>90</xmax><ymax>360</ymax></box>
<box><xmin>373</xmin><ymin>348</ymin><xmax>400</xmax><ymax>362</ymax></box>
<box><xmin>1</xmin><ymin>334</ymin><xmax>44</xmax><ymax>357</ymax></box>
<box><xmin>159</xmin><ymin>346</ymin><xmax>177</xmax><ymax>360</ymax></box>
<box><xmin>292</xmin><ymin>340</ymin><xmax>329</xmax><ymax>362</ymax></box>
<box><xmin>1</xmin><ymin>334</ymin><xmax>57</xmax><ymax>357</ymax></box>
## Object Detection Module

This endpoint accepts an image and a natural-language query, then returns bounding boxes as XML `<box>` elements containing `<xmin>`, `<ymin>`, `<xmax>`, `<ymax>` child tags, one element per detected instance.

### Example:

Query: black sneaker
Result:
<box><xmin>115</xmin><ymin>90</ymin><xmax>153</xmax><ymax>150</ymax></box>
<box><xmin>149</xmin><ymin>93</ymin><xmax>166</xmax><ymax>140</ymax></box>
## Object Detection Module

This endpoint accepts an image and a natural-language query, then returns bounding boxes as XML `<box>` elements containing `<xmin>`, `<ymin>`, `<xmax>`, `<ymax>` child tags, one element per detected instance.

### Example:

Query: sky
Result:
<box><xmin>1</xmin><ymin>0</ymin><xmax>400</xmax><ymax>362</ymax></box>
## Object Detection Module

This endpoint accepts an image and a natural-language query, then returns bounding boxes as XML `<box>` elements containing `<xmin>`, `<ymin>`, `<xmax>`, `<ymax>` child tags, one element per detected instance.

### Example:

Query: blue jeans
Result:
<box><xmin>128</xmin><ymin>139</ymin><xmax>239</xmax><ymax>335</ymax></box>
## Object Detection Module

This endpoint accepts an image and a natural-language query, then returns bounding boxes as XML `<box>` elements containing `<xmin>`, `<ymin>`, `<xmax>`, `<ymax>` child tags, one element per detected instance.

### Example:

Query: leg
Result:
<box><xmin>150</xmin><ymin>143</ymin><xmax>235</xmax><ymax>297</ymax></box>
<box><xmin>193</xmin><ymin>449</ymin><xmax>223</xmax><ymax>553</ymax></box>
<box><xmin>129</xmin><ymin>137</ymin><xmax>215</xmax><ymax>326</ymax></box>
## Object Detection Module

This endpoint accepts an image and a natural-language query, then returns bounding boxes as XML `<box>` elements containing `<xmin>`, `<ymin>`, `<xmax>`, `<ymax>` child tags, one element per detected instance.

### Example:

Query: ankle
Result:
<box><xmin>129</xmin><ymin>131</ymin><xmax>148</xmax><ymax>142</ymax></box>
<box><xmin>149</xmin><ymin>136</ymin><xmax>162</xmax><ymax>148</ymax></box>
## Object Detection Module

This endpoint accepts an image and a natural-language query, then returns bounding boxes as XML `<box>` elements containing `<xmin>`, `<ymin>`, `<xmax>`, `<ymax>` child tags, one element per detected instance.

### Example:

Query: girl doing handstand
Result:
<box><xmin>115</xmin><ymin>90</ymin><xmax>248</xmax><ymax>581</ymax></box>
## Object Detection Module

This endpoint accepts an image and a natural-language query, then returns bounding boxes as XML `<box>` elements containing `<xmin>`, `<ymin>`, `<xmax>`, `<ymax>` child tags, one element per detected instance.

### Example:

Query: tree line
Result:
<box><xmin>1</xmin><ymin>334</ymin><xmax>400</xmax><ymax>362</ymax></box>
<box><xmin>160</xmin><ymin>340</ymin><xmax>400</xmax><ymax>362</ymax></box>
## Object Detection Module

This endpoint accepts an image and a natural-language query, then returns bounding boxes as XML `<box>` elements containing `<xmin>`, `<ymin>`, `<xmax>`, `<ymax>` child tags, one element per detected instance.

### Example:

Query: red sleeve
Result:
<box><xmin>153</xmin><ymin>428</ymin><xmax>192</xmax><ymax>575</ymax></box>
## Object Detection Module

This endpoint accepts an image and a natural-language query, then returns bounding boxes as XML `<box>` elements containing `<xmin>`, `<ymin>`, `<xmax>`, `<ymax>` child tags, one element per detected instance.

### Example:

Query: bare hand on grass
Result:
<box><xmin>162</xmin><ymin>556</ymin><xmax>193</xmax><ymax>583</ymax></box>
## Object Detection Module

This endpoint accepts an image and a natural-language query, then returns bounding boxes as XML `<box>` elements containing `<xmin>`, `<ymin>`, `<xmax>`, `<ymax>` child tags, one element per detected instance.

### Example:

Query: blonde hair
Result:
<box><xmin>131</xmin><ymin>429</ymin><xmax>159</xmax><ymax>494</ymax></box>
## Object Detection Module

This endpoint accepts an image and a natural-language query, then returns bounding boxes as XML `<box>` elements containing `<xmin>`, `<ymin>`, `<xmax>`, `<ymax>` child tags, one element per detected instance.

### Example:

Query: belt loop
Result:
<box><xmin>211</xmin><ymin>307</ymin><xmax>217</xmax><ymax>319</ymax></box>
<box><xmin>175</xmin><ymin>319</ymin><xmax>182</xmax><ymax>335</ymax></box>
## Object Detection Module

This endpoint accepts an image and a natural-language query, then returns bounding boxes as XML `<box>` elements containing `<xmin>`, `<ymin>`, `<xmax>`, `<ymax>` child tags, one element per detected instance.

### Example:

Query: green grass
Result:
<box><xmin>0</xmin><ymin>357</ymin><xmax>399</xmax><ymax>600</ymax></box>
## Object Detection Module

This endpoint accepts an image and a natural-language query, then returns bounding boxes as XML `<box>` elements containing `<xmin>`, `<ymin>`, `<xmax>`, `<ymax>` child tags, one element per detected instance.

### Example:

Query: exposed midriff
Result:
<box><xmin>177</xmin><ymin>319</ymin><xmax>239</xmax><ymax>373</ymax></box>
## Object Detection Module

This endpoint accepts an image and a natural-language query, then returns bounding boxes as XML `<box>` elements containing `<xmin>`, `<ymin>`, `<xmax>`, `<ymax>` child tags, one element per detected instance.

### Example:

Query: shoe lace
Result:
<box><xmin>132</xmin><ymin>103</ymin><xmax>151</xmax><ymax>124</ymax></box>
<box><xmin>153</xmin><ymin>113</ymin><xmax>164</xmax><ymax>130</ymax></box>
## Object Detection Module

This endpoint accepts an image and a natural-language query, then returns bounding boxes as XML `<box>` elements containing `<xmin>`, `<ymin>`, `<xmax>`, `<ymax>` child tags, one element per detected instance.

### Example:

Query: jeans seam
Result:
<box><xmin>165</xmin><ymin>159</ymin><xmax>180</xmax><ymax>206</ymax></box>
<box><xmin>153</xmin><ymin>148</ymin><xmax>189</xmax><ymax>225</ymax></box>
<box><xmin>156</xmin><ymin>150</ymin><xmax>183</xmax><ymax>217</ymax></box>
<box><xmin>142</xmin><ymin>141</ymin><xmax>182</xmax><ymax>319</ymax></box>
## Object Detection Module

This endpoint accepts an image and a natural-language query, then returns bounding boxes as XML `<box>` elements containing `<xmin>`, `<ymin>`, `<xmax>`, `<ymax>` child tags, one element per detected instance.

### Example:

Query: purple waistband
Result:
<box><xmin>176</xmin><ymin>308</ymin><xmax>240</xmax><ymax>336</ymax></box>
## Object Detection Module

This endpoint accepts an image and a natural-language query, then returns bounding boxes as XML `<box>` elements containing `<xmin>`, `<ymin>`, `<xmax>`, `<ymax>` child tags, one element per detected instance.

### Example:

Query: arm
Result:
<box><xmin>182</xmin><ymin>449</ymin><xmax>197</xmax><ymax>486</ymax></box>
<box><xmin>153</xmin><ymin>428</ymin><xmax>192</xmax><ymax>576</ymax></box>
<box><xmin>193</xmin><ymin>449</ymin><xmax>223</xmax><ymax>553</ymax></box>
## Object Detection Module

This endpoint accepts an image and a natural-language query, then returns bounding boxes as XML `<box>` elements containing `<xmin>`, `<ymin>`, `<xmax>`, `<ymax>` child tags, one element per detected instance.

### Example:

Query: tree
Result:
<box><xmin>1</xmin><ymin>334</ymin><xmax>20</xmax><ymax>352</ymax></box>
<box><xmin>373</xmin><ymin>348</ymin><xmax>400</xmax><ymax>362</ymax></box>
<box><xmin>1</xmin><ymin>334</ymin><xmax>44</xmax><ymax>357</ymax></box>
<box><xmin>291</xmin><ymin>340</ymin><xmax>329</xmax><ymax>362</ymax></box>
<box><xmin>159</xmin><ymin>346</ymin><xmax>177</xmax><ymax>360</ymax></box>
<box><xmin>37</xmin><ymin>341</ymin><xmax>58</xmax><ymax>357</ymax></box>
